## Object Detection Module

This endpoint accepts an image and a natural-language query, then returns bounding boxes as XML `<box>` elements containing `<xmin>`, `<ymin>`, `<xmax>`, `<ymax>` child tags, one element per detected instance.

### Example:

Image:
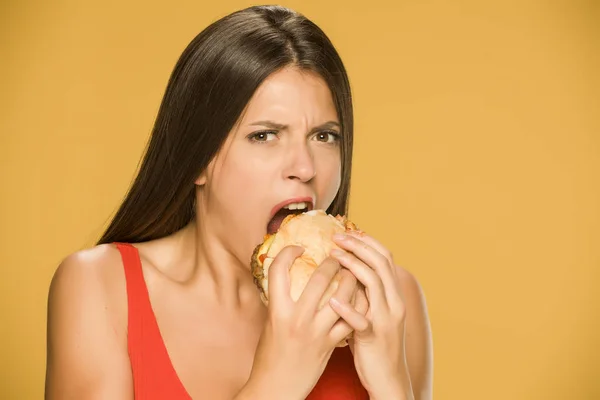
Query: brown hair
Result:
<box><xmin>97</xmin><ymin>5</ymin><xmax>354</xmax><ymax>245</ymax></box>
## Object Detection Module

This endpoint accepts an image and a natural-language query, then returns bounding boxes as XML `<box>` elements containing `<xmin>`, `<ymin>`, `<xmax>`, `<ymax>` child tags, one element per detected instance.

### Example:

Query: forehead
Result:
<box><xmin>239</xmin><ymin>66</ymin><xmax>338</xmax><ymax>125</ymax></box>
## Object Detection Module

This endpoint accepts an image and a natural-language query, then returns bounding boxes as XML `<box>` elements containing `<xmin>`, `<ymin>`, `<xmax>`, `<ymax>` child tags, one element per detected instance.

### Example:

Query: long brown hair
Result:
<box><xmin>97</xmin><ymin>5</ymin><xmax>354</xmax><ymax>245</ymax></box>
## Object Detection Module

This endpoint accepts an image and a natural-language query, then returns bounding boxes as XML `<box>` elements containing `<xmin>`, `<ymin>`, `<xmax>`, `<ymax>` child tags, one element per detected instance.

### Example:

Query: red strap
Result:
<box><xmin>114</xmin><ymin>243</ymin><xmax>191</xmax><ymax>399</ymax></box>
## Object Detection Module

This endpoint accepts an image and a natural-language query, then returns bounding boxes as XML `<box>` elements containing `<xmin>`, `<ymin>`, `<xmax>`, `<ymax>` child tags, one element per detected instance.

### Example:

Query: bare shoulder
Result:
<box><xmin>48</xmin><ymin>244</ymin><xmax>128</xmax><ymax>327</ymax></box>
<box><xmin>394</xmin><ymin>266</ymin><xmax>428</xmax><ymax>310</ymax></box>
<box><xmin>395</xmin><ymin>265</ymin><xmax>434</xmax><ymax>400</ymax></box>
<box><xmin>45</xmin><ymin>244</ymin><xmax>133</xmax><ymax>399</ymax></box>
<box><xmin>50</xmin><ymin>244</ymin><xmax>126</xmax><ymax>295</ymax></box>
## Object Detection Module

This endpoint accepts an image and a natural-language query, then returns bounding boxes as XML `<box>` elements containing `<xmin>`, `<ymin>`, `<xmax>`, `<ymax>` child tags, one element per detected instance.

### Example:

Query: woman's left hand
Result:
<box><xmin>330</xmin><ymin>231</ymin><xmax>414</xmax><ymax>400</ymax></box>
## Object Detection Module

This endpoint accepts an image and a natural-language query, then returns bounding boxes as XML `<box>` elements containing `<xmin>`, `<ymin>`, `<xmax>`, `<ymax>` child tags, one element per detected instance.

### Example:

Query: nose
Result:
<box><xmin>283</xmin><ymin>141</ymin><xmax>316</xmax><ymax>182</ymax></box>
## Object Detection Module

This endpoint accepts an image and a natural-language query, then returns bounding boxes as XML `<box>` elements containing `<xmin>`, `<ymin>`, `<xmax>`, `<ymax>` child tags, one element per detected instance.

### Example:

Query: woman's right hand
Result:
<box><xmin>239</xmin><ymin>245</ymin><xmax>358</xmax><ymax>400</ymax></box>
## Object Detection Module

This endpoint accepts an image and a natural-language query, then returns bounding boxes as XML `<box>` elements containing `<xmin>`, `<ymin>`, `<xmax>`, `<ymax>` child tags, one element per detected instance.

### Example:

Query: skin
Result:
<box><xmin>330</xmin><ymin>233</ymin><xmax>434</xmax><ymax>400</ymax></box>
<box><xmin>45</xmin><ymin>66</ymin><xmax>433</xmax><ymax>399</ymax></box>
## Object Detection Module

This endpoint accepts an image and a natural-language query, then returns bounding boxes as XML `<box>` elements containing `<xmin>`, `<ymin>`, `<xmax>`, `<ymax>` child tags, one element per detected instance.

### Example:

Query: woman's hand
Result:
<box><xmin>241</xmin><ymin>245</ymin><xmax>358</xmax><ymax>400</ymax></box>
<box><xmin>329</xmin><ymin>232</ymin><xmax>415</xmax><ymax>400</ymax></box>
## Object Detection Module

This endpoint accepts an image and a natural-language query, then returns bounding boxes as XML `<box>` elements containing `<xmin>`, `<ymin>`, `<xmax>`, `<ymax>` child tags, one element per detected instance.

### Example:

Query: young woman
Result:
<box><xmin>45</xmin><ymin>5</ymin><xmax>433</xmax><ymax>400</ymax></box>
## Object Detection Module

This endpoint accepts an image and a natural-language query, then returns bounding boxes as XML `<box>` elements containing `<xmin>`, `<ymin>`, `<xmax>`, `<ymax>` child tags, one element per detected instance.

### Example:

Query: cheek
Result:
<box><xmin>213</xmin><ymin>161</ymin><xmax>253</xmax><ymax>204</ymax></box>
<box><xmin>208</xmin><ymin>149</ymin><xmax>266</xmax><ymax>218</ymax></box>
<box><xmin>315</xmin><ymin>149</ymin><xmax>342</xmax><ymax>207</ymax></box>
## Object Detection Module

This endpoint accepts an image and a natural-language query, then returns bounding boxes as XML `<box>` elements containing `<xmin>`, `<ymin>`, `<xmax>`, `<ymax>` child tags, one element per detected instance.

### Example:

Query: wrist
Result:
<box><xmin>235</xmin><ymin>375</ymin><xmax>298</xmax><ymax>400</ymax></box>
<box><xmin>368</xmin><ymin>365</ymin><xmax>414</xmax><ymax>400</ymax></box>
<box><xmin>369</xmin><ymin>390</ymin><xmax>410</xmax><ymax>400</ymax></box>
<box><xmin>234</xmin><ymin>379</ymin><xmax>271</xmax><ymax>400</ymax></box>
<box><xmin>233</xmin><ymin>378</ymin><xmax>262</xmax><ymax>400</ymax></box>
<box><xmin>369</xmin><ymin>388</ymin><xmax>409</xmax><ymax>400</ymax></box>
<box><xmin>369</xmin><ymin>386</ymin><xmax>412</xmax><ymax>400</ymax></box>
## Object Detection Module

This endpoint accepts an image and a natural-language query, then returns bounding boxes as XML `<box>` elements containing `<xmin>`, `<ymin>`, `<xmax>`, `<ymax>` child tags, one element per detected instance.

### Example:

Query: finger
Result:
<box><xmin>333</xmin><ymin>234</ymin><xmax>398</xmax><ymax>304</ymax></box>
<box><xmin>329</xmin><ymin>296</ymin><xmax>372</xmax><ymax>334</ymax></box>
<box><xmin>267</xmin><ymin>245</ymin><xmax>305</xmax><ymax>312</ymax></box>
<box><xmin>328</xmin><ymin>318</ymin><xmax>354</xmax><ymax>348</ymax></box>
<box><xmin>334</xmin><ymin>233</ymin><xmax>395</xmax><ymax>282</ymax></box>
<box><xmin>348</xmin><ymin>337</ymin><xmax>355</xmax><ymax>356</ymax></box>
<box><xmin>349</xmin><ymin>233</ymin><xmax>406</xmax><ymax>302</ymax></box>
<box><xmin>296</xmin><ymin>256</ymin><xmax>341</xmax><ymax>313</ymax></box>
<box><xmin>330</xmin><ymin>249</ymin><xmax>388</xmax><ymax>312</ymax></box>
<box><xmin>354</xmin><ymin>285</ymin><xmax>370</xmax><ymax>317</ymax></box>
<box><xmin>315</xmin><ymin>268</ymin><xmax>358</xmax><ymax>328</ymax></box>
<box><xmin>347</xmin><ymin>231</ymin><xmax>395</xmax><ymax>267</ymax></box>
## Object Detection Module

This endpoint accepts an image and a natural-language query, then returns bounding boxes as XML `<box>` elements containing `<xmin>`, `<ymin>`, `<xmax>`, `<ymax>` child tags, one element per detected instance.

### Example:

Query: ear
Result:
<box><xmin>196</xmin><ymin>153</ymin><xmax>219</xmax><ymax>186</ymax></box>
<box><xmin>195</xmin><ymin>171</ymin><xmax>207</xmax><ymax>186</ymax></box>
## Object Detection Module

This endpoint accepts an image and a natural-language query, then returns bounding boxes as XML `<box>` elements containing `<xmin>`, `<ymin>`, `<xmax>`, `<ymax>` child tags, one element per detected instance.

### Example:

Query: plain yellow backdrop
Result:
<box><xmin>1</xmin><ymin>0</ymin><xmax>598</xmax><ymax>399</ymax></box>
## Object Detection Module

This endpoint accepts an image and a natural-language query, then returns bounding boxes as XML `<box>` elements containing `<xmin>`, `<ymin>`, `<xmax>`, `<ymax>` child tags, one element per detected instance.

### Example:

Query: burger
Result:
<box><xmin>250</xmin><ymin>209</ymin><xmax>363</xmax><ymax>347</ymax></box>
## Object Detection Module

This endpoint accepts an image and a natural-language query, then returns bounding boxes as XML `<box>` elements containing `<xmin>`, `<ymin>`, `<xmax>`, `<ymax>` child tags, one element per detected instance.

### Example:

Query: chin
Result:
<box><xmin>250</xmin><ymin>209</ymin><xmax>362</xmax><ymax>347</ymax></box>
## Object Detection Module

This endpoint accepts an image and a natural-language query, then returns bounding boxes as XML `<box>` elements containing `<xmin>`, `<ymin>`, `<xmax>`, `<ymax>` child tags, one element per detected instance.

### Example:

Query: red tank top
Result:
<box><xmin>115</xmin><ymin>242</ymin><xmax>369</xmax><ymax>399</ymax></box>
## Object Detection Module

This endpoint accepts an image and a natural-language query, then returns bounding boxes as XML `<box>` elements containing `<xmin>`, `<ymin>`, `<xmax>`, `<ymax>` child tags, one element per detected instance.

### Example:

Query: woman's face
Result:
<box><xmin>198</xmin><ymin>66</ymin><xmax>343</xmax><ymax>265</ymax></box>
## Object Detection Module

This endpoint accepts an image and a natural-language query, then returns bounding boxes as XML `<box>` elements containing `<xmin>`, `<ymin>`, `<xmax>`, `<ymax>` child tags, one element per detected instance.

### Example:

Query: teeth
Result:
<box><xmin>283</xmin><ymin>202</ymin><xmax>307</xmax><ymax>211</ymax></box>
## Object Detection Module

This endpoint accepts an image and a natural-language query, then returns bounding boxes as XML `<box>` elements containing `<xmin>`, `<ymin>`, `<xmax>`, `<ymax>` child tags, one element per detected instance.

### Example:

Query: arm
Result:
<box><xmin>45</xmin><ymin>247</ymin><xmax>133</xmax><ymax>400</ymax></box>
<box><xmin>398</xmin><ymin>266</ymin><xmax>434</xmax><ymax>400</ymax></box>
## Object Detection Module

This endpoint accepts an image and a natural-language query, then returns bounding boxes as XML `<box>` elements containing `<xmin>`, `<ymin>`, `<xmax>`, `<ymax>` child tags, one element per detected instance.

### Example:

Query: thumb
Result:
<box><xmin>267</xmin><ymin>245</ymin><xmax>305</xmax><ymax>310</ymax></box>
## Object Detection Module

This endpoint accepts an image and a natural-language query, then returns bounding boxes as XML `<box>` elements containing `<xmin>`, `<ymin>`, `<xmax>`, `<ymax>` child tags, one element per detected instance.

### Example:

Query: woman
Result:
<box><xmin>45</xmin><ymin>5</ymin><xmax>433</xmax><ymax>400</ymax></box>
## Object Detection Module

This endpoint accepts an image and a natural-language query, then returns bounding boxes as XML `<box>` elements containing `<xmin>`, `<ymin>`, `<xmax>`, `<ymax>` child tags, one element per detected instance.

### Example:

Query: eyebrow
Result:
<box><xmin>250</xmin><ymin>120</ymin><xmax>341</xmax><ymax>133</ymax></box>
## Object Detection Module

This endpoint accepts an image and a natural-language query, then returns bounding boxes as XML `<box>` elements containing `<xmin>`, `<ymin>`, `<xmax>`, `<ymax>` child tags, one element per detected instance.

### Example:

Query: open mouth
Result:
<box><xmin>267</xmin><ymin>200</ymin><xmax>314</xmax><ymax>234</ymax></box>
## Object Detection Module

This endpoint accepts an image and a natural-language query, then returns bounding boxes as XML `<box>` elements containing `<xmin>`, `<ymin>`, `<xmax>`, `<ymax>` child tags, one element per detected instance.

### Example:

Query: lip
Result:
<box><xmin>269</xmin><ymin>196</ymin><xmax>315</xmax><ymax>219</ymax></box>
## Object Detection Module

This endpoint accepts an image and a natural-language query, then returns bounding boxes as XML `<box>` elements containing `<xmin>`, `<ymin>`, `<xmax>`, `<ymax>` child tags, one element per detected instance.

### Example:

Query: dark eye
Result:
<box><xmin>313</xmin><ymin>131</ymin><xmax>341</xmax><ymax>143</ymax></box>
<box><xmin>248</xmin><ymin>131</ymin><xmax>278</xmax><ymax>143</ymax></box>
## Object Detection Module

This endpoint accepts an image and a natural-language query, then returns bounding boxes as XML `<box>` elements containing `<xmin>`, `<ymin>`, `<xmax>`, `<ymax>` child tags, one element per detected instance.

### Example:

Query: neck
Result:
<box><xmin>173</xmin><ymin>218</ymin><xmax>260</xmax><ymax>311</ymax></box>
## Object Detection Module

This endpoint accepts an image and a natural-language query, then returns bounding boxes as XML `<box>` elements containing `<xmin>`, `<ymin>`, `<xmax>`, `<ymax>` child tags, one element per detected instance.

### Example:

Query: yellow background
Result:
<box><xmin>1</xmin><ymin>0</ymin><xmax>598</xmax><ymax>398</ymax></box>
